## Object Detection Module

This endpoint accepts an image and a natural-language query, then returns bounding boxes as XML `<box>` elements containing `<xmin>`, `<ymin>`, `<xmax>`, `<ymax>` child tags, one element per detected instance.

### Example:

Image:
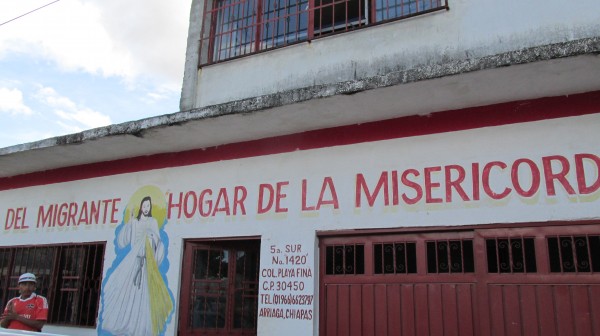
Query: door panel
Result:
<box><xmin>179</xmin><ymin>240</ymin><xmax>260</xmax><ymax>336</ymax></box>
<box><xmin>320</xmin><ymin>224</ymin><xmax>600</xmax><ymax>336</ymax></box>
<box><xmin>486</xmin><ymin>284</ymin><xmax>600</xmax><ymax>336</ymax></box>
<box><xmin>323</xmin><ymin>282</ymin><xmax>477</xmax><ymax>336</ymax></box>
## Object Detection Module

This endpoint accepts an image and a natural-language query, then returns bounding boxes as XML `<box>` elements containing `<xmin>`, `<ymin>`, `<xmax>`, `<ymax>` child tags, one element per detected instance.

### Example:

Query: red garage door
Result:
<box><xmin>319</xmin><ymin>223</ymin><xmax>600</xmax><ymax>336</ymax></box>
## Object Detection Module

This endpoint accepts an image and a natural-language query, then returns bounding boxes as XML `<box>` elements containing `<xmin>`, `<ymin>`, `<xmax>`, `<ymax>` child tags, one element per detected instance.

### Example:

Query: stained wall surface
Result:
<box><xmin>2</xmin><ymin>104</ymin><xmax>600</xmax><ymax>335</ymax></box>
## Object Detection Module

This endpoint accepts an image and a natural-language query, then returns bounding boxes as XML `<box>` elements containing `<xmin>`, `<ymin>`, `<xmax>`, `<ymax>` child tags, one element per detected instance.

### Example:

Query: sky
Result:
<box><xmin>0</xmin><ymin>0</ymin><xmax>192</xmax><ymax>148</ymax></box>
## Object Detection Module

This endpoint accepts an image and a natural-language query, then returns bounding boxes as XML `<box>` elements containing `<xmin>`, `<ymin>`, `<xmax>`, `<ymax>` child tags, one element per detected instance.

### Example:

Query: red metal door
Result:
<box><xmin>320</xmin><ymin>231</ymin><xmax>478</xmax><ymax>336</ymax></box>
<box><xmin>475</xmin><ymin>224</ymin><xmax>600</xmax><ymax>336</ymax></box>
<box><xmin>320</xmin><ymin>223</ymin><xmax>600</xmax><ymax>336</ymax></box>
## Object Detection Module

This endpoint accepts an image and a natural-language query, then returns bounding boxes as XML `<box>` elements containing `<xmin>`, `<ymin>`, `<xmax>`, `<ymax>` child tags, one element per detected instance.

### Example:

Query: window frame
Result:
<box><xmin>0</xmin><ymin>242</ymin><xmax>105</xmax><ymax>328</ymax></box>
<box><xmin>199</xmin><ymin>0</ymin><xmax>448</xmax><ymax>65</ymax></box>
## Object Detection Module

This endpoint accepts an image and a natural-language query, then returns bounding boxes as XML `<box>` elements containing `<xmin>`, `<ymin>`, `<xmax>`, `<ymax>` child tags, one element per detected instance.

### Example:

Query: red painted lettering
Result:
<box><xmin>4</xmin><ymin>208</ymin><xmax>26</xmax><ymax>230</ymax></box>
<box><xmin>316</xmin><ymin>177</ymin><xmax>339</xmax><ymax>210</ymax></box>
<box><xmin>542</xmin><ymin>155</ymin><xmax>575</xmax><ymax>196</ymax></box>
<box><xmin>424</xmin><ymin>166</ymin><xmax>442</xmax><ymax>203</ymax></box>
<box><xmin>110</xmin><ymin>199</ymin><xmax>120</xmax><ymax>224</ymax></box>
<box><xmin>37</xmin><ymin>204</ymin><xmax>54</xmax><ymax>228</ymax></box>
<box><xmin>57</xmin><ymin>203</ymin><xmax>69</xmax><ymax>226</ymax></box>
<box><xmin>212</xmin><ymin>188</ymin><xmax>231</xmax><ymax>216</ymax></box>
<box><xmin>199</xmin><ymin>189</ymin><xmax>213</xmax><ymax>217</ymax></box>
<box><xmin>4</xmin><ymin>209</ymin><xmax>15</xmax><ymax>230</ymax></box>
<box><xmin>167</xmin><ymin>192</ymin><xmax>183</xmax><ymax>219</ymax></box>
<box><xmin>575</xmin><ymin>153</ymin><xmax>600</xmax><ymax>194</ymax></box>
<box><xmin>89</xmin><ymin>201</ymin><xmax>100</xmax><ymax>224</ymax></box>
<box><xmin>401</xmin><ymin>169</ymin><xmax>422</xmax><ymax>205</ymax></box>
<box><xmin>101</xmin><ymin>199</ymin><xmax>112</xmax><ymax>224</ymax></box>
<box><xmin>68</xmin><ymin>202</ymin><xmax>78</xmax><ymax>226</ymax></box>
<box><xmin>482</xmin><ymin>161</ymin><xmax>511</xmax><ymax>199</ymax></box>
<box><xmin>511</xmin><ymin>158</ymin><xmax>540</xmax><ymax>197</ymax></box>
<box><xmin>275</xmin><ymin>182</ymin><xmax>288</xmax><ymax>213</ymax></box>
<box><xmin>445</xmin><ymin>165</ymin><xmax>469</xmax><ymax>202</ymax></box>
<box><xmin>301</xmin><ymin>179</ymin><xmax>315</xmax><ymax>211</ymax></box>
<box><xmin>258</xmin><ymin>184</ymin><xmax>274</xmax><ymax>214</ymax></box>
<box><xmin>392</xmin><ymin>171</ymin><xmax>399</xmax><ymax>205</ymax></box>
<box><xmin>356</xmin><ymin>172</ymin><xmax>389</xmax><ymax>207</ymax></box>
<box><xmin>183</xmin><ymin>191</ymin><xmax>197</xmax><ymax>219</ymax></box>
<box><xmin>471</xmin><ymin>163</ymin><xmax>480</xmax><ymax>201</ymax></box>
<box><xmin>77</xmin><ymin>202</ymin><xmax>89</xmax><ymax>225</ymax></box>
<box><xmin>234</xmin><ymin>186</ymin><xmax>248</xmax><ymax>215</ymax></box>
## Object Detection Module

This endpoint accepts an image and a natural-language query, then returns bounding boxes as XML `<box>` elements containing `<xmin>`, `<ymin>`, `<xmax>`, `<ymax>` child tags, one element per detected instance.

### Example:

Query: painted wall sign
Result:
<box><xmin>4</xmin><ymin>152</ymin><xmax>600</xmax><ymax>233</ymax></box>
<box><xmin>4</xmin><ymin>198</ymin><xmax>121</xmax><ymax>230</ymax></box>
<box><xmin>259</xmin><ymin>243</ymin><xmax>314</xmax><ymax>320</ymax></box>
<box><xmin>1</xmin><ymin>114</ymin><xmax>600</xmax><ymax>336</ymax></box>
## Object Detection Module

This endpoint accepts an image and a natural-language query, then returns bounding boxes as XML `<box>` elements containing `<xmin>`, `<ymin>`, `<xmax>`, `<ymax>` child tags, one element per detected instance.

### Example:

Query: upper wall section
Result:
<box><xmin>180</xmin><ymin>0</ymin><xmax>600</xmax><ymax>110</ymax></box>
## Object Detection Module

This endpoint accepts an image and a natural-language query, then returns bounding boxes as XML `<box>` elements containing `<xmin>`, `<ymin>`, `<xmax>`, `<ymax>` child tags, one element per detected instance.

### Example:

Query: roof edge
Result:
<box><xmin>1</xmin><ymin>36</ymin><xmax>599</xmax><ymax>156</ymax></box>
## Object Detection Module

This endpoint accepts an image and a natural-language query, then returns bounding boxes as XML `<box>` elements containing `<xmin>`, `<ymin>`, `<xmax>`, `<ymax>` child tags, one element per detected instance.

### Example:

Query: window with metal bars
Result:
<box><xmin>185</xmin><ymin>240</ymin><xmax>260</xmax><ymax>333</ymax></box>
<box><xmin>0</xmin><ymin>243</ymin><xmax>105</xmax><ymax>327</ymax></box>
<box><xmin>486</xmin><ymin>237</ymin><xmax>537</xmax><ymax>273</ymax></box>
<box><xmin>373</xmin><ymin>241</ymin><xmax>417</xmax><ymax>274</ymax></box>
<box><xmin>426</xmin><ymin>239</ymin><xmax>474</xmax><ymax>273</ymax></box>
<box><xmin>199</xmin><ymin>0</ymin><xmax>447</xmax><ymax>65</ymax></box>
<box><xmin>547</xmin><ymin>235</ymin><xmax>600</xmax><ymax>273</ymax></box>
<box><xmin>325</xmin><ymin>244</ymin><xmax>365</xmax><ymax>275</ymax></box>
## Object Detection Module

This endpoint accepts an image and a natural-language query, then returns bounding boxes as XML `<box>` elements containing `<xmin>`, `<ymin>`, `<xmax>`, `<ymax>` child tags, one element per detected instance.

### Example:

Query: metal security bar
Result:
<box><xmin>486</xmin><ymin>237</ymin><xmax>537</xmax><ymax>273</ymax></box>
<box><xmin>547</xmin><ymin>235</ymin><xmax>600</xmax><ymax>273</ymax></box>
<box><xmin>0</xmin><ymin>243</ymin><xmax>105</xmax><ymax>327</ymax></box>
<box><xmin>373</xmin><ymin>241</ymin><xmax>417</xmax><ymax>274</ymax></box>
<box><xmin>199</xmin><ymin>0</ymin><xmax>447</xmax><ymax>65</ymax></box>
<box><xmin>325</xmin><ymin>244</ymin><xmax>365</xmax><ymax>275</ymax></box>
<box><xmin>426</xmin><ymin>239</ymin><xmax>474</xmax><ymax>273</ymax></box>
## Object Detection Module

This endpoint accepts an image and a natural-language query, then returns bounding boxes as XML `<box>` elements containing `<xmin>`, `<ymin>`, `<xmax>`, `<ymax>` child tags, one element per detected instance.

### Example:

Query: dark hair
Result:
<box><xmin>136</xmin><ymin>196</ymin><xmax>153</xmax><ymax>220</ymax></box>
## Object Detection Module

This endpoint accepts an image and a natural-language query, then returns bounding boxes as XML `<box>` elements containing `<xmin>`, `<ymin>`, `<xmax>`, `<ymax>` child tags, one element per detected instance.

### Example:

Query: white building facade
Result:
<box><xmin>2</xmin><ymin>0</ymin><xmax>600</xmax><ymax>335</ymax></box>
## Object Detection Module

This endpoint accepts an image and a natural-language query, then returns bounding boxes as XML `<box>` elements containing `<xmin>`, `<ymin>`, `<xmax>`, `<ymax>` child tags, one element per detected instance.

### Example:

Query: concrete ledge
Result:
<box><xmin>2</xmin><ymin>36</ymin><xmax>599</xmax><ymax>156</ymax></box>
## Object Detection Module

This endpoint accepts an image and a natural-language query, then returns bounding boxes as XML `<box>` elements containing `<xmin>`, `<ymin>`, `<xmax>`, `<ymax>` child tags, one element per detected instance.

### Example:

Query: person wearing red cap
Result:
<box><xmin>0</xmin><ymin>273</ymin><xmax>48</xmax><ymax>332</ymax></box>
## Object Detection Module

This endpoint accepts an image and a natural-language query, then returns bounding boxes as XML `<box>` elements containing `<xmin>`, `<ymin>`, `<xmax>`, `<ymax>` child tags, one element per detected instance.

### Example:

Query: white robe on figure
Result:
<box><xmin>101</xmin><ymin>215</ymin><xmax>171</xmax><ymax>336</ymax></box>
